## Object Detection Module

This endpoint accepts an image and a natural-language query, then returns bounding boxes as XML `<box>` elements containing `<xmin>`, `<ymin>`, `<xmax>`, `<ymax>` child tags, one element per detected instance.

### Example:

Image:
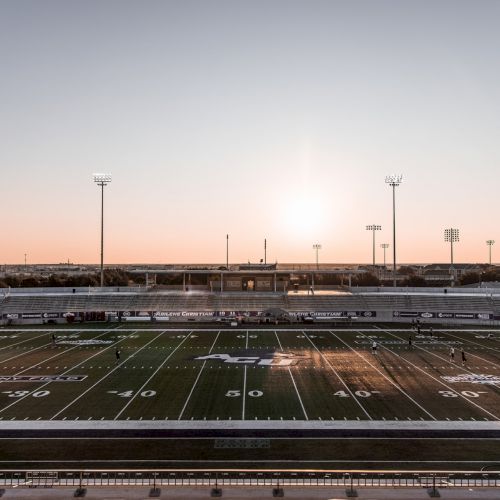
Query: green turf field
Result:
<box><xmin>0</xmin><ymin>325</ymin><xmax>499</xmax><ymax>470</ymax></box>
<box><xmin>0</xmin><ymin>325</ymin><xmax>498</xmax><ymax>422</ymax></box>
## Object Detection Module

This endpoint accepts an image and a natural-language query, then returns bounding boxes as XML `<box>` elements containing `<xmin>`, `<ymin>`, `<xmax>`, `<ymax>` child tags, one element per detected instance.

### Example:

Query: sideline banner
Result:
<box><xmin>393</xmin><ymin>311</ymin><xmax>493</xmax><ymax>320</ymax></box>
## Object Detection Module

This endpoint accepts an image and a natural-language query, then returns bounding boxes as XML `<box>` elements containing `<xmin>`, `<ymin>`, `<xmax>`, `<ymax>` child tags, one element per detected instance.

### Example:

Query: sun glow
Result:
<box><xmin>282</xmin><ymin>196</ymin><xmax>327</xmax><ymax>236</ymax></box>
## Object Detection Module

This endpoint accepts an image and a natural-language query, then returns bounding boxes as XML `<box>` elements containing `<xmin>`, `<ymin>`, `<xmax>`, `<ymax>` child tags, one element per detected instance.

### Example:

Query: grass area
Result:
<box><xmin>0</xmin><ymin>326</ymin><xmax>499</xmax><ymax>421</ymax></box>
<box><xmin>0</xmin><ymin>325</ymin><xmax>499</xmax><ymax>469</ymax></box>
<box><xmin>0</xmin><ymin>438</ymin><xmax>499</xmax><ymax>470</ymax></box>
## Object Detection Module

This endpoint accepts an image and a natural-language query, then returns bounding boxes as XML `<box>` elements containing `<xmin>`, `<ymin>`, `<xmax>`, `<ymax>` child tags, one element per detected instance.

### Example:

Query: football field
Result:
<box><xmin>0</xmin><ymin>324</ymin><xmax>499</xmax><ymax>470</ymax></box>
<box><xmin>0</xmin><ymin>325</ymin><xmax>498</xmax><ymax>421</ymax></box>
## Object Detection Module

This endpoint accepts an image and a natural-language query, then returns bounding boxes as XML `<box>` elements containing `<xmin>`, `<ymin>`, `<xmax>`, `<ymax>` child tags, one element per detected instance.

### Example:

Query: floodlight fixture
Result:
<box><xmin>385</xmin><ymin>174</ymin><xmax>403</xmax><ymax>186</ymax></box>
<box><xmin>386</xmin><ymin>175</ymin><xmax>403</xmax><ymax>286</ymax></box>
<box><xmin>93</xmin><ymin>173</ymin><xmax>112</xmax><ymax>287</ymax></box>
<box><xmin>93</xmin><ymin>173</ymin><xmax>112</xmax><ymax>185</ymax></box>
<box><xmin>313</xmin><ymin>243</ymin><xmax>322</xmax><ymax>270</ymax></box>
<box><xmin>486</xmin><ymin>240</ymin><xmax>495</xmax><ymax>265</ymax></box>
<box><xmin>444</xmin><ymin>228</ymin><xmax>459</xmax><ymax>242</ymax></box>
<box><xmin>365</xmin><ymin>225</ymin><xmax>381</xmax><ymax>267</ymax></box>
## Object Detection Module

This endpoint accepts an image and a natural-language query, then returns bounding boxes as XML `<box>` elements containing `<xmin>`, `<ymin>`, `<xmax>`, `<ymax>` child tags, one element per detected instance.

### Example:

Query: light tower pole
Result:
<box><xmin>226</xmin><ymin>234</ymin><xmax>229</xmax><ymax>269</ymax></box>
<box><xmin>366</xmin><ymin>225</ymin><xmax>381</xmax><ymax>267</ymax></box>
<box><xmin>385</xmin><ymin>175</ymin><xmax>403</xmax><ymax>287</ymax></box>
<box><xmin>264</xmin><ymin>238</ymin><xmax>267</xmax><ymax>265</ymax></box>
<box><xmin>486</xmin><ymin>240</ymin><xmax>495</xmax><ymax>265</ymax></box>
<box><xmin>313</xmin><ymin>244</ymin><xmax>322</xmax><ymax>270</ymax></box>
<box><xmin>444</xmin><ymin>228</ymin><xmax>459</xmax><ymax>286</ymax></box>
<box><xmin>380</xmin><ymin>243</ymin><xmax>389</xmax><ymax>268</ymax></box>
<box><xmin>93</xmin><ymin>173</ymin><xmax>112</xmax><ymax>288</ymax></box>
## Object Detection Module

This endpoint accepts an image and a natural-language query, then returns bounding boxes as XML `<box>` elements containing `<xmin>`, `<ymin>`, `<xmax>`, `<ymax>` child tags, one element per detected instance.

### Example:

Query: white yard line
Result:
<box><xmin>1</xmin><ymin>418</ymin><xmax>499</xmax><ymax>430</ymax></box>
<box><xmin>0</xmin><ymin>331</ymin><xmax>52</xmax><ymax>352</ymax></box>
<box><xmin>384</xmin><ymin>329</ymin><xmax>500</xmax><ymax>372</ymax></box>
<box><xmin>437</xmin><ymin>330</ymin><xmax>500</xmax><ymax>361</ymax></box>
<box><xmin>242</xmin><ymin>331</ymin><xmax>249</xmax><ymax>420</ymax></box>
<box><xmin>49</xmin><ymin>330</ymin><xmax>168</xmax><ymax>420</ymax></box>
<box><xmin>371</xmin><ymin>327</ymin><xmax>500</xmax><ymax>421</ymax></box>
<box><xmin>114</xmin><ymin>332</ymin><xmax>194</xmax><ymax>420</ymax></box>
<box><xmin>302</xmin><ymin>330</ymin><xmax>372</xmax><ymax>420</ymax></box>
<box><xmin>0</xmin><ymin>329</ymin><xmax>87</xmax><ymax>364</ymax></box>
<box><xmin>0</xmin><ymin>328</ymin><xmax>132</xmax><ymax>415</ymax></box>
<box><xmin>329</xmin><ymin>330</ymin><xmax>436</xmax><ymax>420</ymax></box>
<box><xmin>0</xmin><ymin>329</ymin><xmax>112</xmax><ymax>373</ymax></box>
<box><xmin>274</xmin><ymin>331</ymin><xmax>308</xmax><ymax>420</ymax></box>
<box><xmin>178</xmin><ymin>331</ymin><xmax>221</xmax><ymax>420</ymax></box>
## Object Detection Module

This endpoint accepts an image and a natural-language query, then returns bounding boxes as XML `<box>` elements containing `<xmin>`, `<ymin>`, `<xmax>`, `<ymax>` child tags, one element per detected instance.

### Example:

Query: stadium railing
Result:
<box><xmin>0</xmin><ymin>469</ymin><xmax>499</xmax><ymax>489</ymax></box>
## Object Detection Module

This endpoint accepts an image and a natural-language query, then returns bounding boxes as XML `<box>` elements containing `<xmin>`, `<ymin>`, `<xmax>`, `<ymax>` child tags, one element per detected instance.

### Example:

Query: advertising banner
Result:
<box><xmin>393</xmin><ymin>311</ymin><xmax>493</xmax><ymax>320</ymax></box>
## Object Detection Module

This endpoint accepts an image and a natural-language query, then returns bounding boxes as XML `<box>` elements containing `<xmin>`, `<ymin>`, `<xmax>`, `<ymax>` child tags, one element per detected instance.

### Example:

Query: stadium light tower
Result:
<box><xmin>366</xmin><ymin>225</ymin><xmax>381</xmax><ymax>267</ymax></box>
<box><xmin>486</xmin><ymin>240</ymin><xmax>495</xmax><ymax>265</ymax></box>
<box><xmin>313</xmin><ymin>243</ymin><xmax>322</xmax><ymax>270</ymax></box>
<box><xmin>93</xmin><ymin>173</ymin><xmax>112</xmax><ymax>288</ymax></box>
<box><xmin>385</xmin><ymin>175</ymin><xmax>403</xmax><ymax>287</ymax></box>
<box><xmin>226</xmin><ymin>234</ymin><xmax>229</xmax><ymax>269</ymax></box>
<box><xmin>444</xmin><ymin>228</ymin><xmax>459</xmax><ymax>285</ymax></box>
<box><xmin>380</xmin><ymin>243</ymin><xmax>389</xmax><ymax>268</ymax></box>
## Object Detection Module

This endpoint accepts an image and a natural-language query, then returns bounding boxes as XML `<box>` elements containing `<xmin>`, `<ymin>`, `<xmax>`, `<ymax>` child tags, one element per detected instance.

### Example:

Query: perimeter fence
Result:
<box><xmin>1</xmin><ymin>469</ymin><xmax>499</xmax><ymax>490</ymax></box>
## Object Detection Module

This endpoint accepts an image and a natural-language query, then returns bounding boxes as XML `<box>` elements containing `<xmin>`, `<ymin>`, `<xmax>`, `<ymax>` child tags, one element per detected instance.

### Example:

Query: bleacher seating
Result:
<box><xmin>0</xmin><ymin>290</ymin><xmax>496</xmax><ymax>319</ymax></box>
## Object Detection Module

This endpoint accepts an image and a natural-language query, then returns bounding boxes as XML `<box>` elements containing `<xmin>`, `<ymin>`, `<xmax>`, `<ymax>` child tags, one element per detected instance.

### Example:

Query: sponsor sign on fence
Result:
<box><xmin>393</xmin><ymin>311</ymin><xmax>493</xmax><ymax>320</ymax></box>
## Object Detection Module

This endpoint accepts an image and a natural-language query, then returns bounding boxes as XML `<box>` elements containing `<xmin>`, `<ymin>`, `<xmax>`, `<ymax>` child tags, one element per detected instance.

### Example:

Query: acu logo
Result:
<box><xmin>195</xmin><ymin>353</ymin><xmax>303</xmax><ymax>366</ymax></box>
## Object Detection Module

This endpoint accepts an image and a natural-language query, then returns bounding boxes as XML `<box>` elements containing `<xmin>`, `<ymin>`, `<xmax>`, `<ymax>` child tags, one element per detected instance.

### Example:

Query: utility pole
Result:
<box><xmin>486</xmin><ymin>240</ymin><xmax>495</xmax><ymax>265</ymax></box>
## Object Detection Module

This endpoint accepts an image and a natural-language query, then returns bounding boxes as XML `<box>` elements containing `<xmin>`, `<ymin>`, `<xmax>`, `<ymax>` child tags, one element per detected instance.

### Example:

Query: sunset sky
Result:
<box><xmin>1</xmin><ymin>0</ymin><xmax>499</xmax><ymax>265</ymax></box>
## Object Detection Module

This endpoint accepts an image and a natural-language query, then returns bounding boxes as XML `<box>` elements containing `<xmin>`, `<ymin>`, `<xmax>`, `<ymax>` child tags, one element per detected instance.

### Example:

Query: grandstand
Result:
<box><xmin>1</xmin><ymin>284</ymin><xmax>499</xmax><ymax>325</ymax></box>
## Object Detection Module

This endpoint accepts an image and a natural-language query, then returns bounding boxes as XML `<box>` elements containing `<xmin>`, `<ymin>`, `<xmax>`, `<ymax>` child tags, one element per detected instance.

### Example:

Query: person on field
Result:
<box><xmin>461</xmin><ymin>349</ymin><xmax>467</xmax><ymax>367</ymax></box>
<box><xmin>51</xmin><ymin>334</ymin><xmax>56</xmax><ymax>345</ymax></box>
<box><xmin>449</xmin><ymin>346</ymin><xmax>455</xmax><ymax>362</ymax></box>
<box><xmin>429</xmin><ymin>327</ymin><xmax>433</xmax><ymax>337</ymax></box>
<box><xmin>408</xmin><ymin>335</ymin><xmax>413</xmax><ymax>350</ymax></box>
<box><xmin>372</xmin><ymin>341</ymin><xmax>377</xmax><ymax>354</ymax></box>
<box><xmin>115</xmin><ymin>348</ymin><xmax>121</xmax><ymax>363</ymax></box>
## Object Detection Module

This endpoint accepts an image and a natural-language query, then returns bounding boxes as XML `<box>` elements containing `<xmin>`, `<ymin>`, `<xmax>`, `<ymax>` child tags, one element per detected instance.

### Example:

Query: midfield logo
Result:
<box><xmin>441</xmin><ymin>374</ymin><xmax>500</xmax><ymax>385</ymax></box>
<box><xmin>195</xmin><ymin>353</ymin><xmax>305</xmax><ymax>366</ymax></box>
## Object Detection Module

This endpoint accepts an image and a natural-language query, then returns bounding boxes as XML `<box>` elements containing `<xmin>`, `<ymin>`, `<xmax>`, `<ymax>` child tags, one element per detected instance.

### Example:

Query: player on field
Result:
<box><xmin>449</xmin><ymin>346</ymin><xmax>455</xmax><ymax>362</ymax></box>
<box><xmin>408</xmin><ymin>335</ymin><xmax>413</xmax><ymax>350</ymax></box>
<box><xmin>372</xmin><ymin>341</ymin><xmax>377</xmax><ymax>354</ymax></box>
<box><xmin>429</xmin><ymin>327</ymin><xmax>433</xmax><ymax>337</ymax></box>
<box><xmin>461</xmin><ymin>349</ymin><xmax>467</xmax><ymax>367</ymax></box>
<box><xmin>51</xmin><ymin>334</ymin><xmax>56</xmax><ymax>345</ymax></box>
<box><xmin>115</xmin><ymin>348</ymin><xmax>121</xmax><ymax>363</ymax></box>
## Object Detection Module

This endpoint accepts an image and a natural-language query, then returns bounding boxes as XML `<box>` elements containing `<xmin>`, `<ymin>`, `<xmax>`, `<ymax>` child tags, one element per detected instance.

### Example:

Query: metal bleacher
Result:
<box><xmin>0</xmin><ymin>290</ymin><xmax>496</xmax><ymax>319</ymax></box>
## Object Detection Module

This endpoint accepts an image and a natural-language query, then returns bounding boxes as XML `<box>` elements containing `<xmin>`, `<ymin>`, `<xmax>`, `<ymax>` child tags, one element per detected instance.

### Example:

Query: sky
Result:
<box><xmin>1</xmin><ymin>0</ymin><xmax>499</xmax><ymax>265</ymax></box>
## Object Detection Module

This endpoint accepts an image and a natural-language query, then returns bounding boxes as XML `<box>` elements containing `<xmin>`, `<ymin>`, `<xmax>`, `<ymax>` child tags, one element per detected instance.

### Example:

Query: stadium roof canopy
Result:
<box><xmin>128</xmin><ymin>268</ymin><xmax>367</xmax><ymax>275</ymax></box>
